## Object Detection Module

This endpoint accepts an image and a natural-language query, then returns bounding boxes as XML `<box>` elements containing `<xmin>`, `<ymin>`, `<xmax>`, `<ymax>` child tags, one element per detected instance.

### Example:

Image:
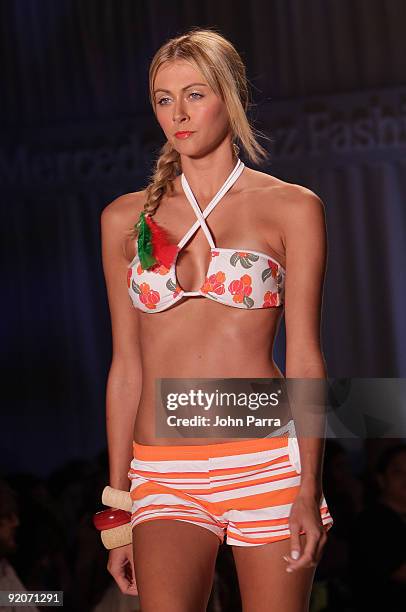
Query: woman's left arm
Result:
<box><xmin>282</xmin><ymin>186</ymin><xmax>329</xmax><ymax>571</ymax></box>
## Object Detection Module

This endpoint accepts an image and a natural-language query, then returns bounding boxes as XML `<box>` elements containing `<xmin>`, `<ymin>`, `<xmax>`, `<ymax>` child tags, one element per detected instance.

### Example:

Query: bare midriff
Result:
<box><xmin>133</xmin><ymin>295</ymin><xmax>286</xmax><ymax>446</ymax></box>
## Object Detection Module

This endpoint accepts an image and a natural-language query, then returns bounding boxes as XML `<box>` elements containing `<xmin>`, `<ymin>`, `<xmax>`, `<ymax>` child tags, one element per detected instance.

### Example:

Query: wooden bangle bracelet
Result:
<box><xmin>93</xmin><ymin>486</ymin><xmax>133</xmax><ymax>549</ymax></box>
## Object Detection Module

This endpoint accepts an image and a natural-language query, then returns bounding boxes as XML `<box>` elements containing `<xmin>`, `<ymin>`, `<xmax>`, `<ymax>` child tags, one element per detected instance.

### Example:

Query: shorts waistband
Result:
<box><xmin>133</xmin><ymin>420</ymin><xmax>295</xmax><ymax>461</ymax></box>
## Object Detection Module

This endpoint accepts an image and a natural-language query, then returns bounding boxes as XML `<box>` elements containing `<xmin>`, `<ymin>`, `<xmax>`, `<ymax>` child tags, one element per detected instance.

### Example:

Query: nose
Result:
<box><xmin>172</xmin><ymin>97</ymin><xmax>189</xmax><ymax>124</ymax></box>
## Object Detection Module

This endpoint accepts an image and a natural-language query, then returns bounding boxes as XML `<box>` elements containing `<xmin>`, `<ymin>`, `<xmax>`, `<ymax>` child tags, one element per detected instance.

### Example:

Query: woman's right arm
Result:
<box><xmin>101</xmin><ymin>195</ymin><xmax>142</xmax><ymax>491</ymax></box>
<box><xmin>101</xmin><ymin>194</ymin><xmax>142</xmax><ymax>596</ymax></box>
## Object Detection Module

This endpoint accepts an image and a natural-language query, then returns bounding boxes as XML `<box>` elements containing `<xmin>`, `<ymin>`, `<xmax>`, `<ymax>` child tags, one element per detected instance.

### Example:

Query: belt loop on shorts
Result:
<box><xmin>287</xmin><ymin>420</ymin><xmax>301</xmax><ymax>474</ymax></box>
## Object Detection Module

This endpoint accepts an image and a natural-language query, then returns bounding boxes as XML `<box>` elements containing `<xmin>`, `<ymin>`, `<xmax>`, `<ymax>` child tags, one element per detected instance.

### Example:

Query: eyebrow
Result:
<box><xmin>153</xmin><ymin>83</ymin><xmax>208</xmax><ymax>95</ymax></box>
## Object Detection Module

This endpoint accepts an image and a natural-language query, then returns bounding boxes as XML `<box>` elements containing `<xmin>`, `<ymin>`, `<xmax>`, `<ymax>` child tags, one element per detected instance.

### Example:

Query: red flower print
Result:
<box><xmin>127</xmin><ymin>268</ymin><xmax>132</xmax><ymax>288</ymax></box>
<box><xmin>211</xmin><ymin>251</ymin><xmax>220</xmax><ymax>257</ymax></box>
<box><xmin>138</xmin><ymin>282</ymin><xmax>160</xmax><ymax>309</ymax></box>
<box><xmin>261</xmin><ymin>259</ymin><xmax>280</xmax><ymax>282</ymax></box>
<box><xmin>229</xmin><ymin>275</ymin><xmax>252</xmax><ymax>296</ymax></box>
<box><xmin>151</xmin><ymin>263</ymin><xmax>170</xmax><ymax>275</ymax></box>
<box><xmin>212</xmin><ymin>284</ymin><xmax>225</xmax><ymax>295</ymax></box>
<box><xmin>241</xmin><ymin>274</ymin><xmax>252</xmax><ymax>292</ymax></box>
<box><xmin>166</xmin><ymin>278</ymin><xmax>182</xmax><ymax>298</ymax></box>
<box><xmin>228</xmin><ymin>279</ymin><xmax>242</xmax><ymax>294</ymax></box>
<box><xmin>262</xmin><ymin>290</ymin><xmax>278</xmax><ymax>307</ymax></box>
<box><xmin>228</xmin><ymin>275</ymin><xmax>254</xmax><ymax>308</ymax></box>
<box><xmin>137</xmin><ymin>262</ymin><xmax>170</xmax><ymax>275</ymax></box>
<box><xmin>201</xmin><ymin>271</ymin><xmax>226</xmax><ymax>295</ymax></box>
<box><xmin>268</xmin><ymin>260</ymin><xmax>278</xmax><ymax>278</ymax></box>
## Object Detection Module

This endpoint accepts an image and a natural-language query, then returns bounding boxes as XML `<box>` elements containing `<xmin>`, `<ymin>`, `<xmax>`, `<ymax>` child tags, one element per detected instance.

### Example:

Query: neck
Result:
<box><xmin>180</xmin><ymin>151</ymin><xmax>240</xmax><ymax>203</ymax></box>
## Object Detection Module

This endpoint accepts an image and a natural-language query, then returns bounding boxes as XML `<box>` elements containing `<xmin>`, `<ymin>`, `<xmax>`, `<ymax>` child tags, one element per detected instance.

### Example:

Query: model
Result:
<box><xmin>100</xmin><ymin>27</ymin><xmax>334</xmax><ymax>612</ymax></box>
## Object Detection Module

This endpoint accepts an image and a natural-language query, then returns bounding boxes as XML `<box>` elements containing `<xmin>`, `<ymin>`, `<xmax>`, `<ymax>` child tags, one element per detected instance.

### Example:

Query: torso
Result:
<box><xmin>122</xmin><ymin>166</ymin><xmax>297</xmax><ymax>446</ymax></box>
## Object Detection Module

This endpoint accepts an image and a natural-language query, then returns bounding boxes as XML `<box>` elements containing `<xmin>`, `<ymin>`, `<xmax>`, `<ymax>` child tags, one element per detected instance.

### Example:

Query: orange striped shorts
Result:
<box><xmin>127</xmin><ymin>421</ymin><xmax>334</xmax><ymax>546</ymax></box>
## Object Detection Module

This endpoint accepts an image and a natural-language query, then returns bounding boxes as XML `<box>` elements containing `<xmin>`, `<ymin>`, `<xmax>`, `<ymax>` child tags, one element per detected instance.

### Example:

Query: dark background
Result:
<box><xmin>1</xmin><ymin>2</ymin><xmax>405</xmax><ymax>610</ymax></box>
<box><xmin>1</xmin><ymin>0</ymin><xmax>406</xmax><ymax>475</ymax></box>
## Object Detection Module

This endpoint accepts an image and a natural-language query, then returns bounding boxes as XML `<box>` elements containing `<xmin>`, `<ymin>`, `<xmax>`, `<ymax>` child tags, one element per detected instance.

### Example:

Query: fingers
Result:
<box><xmin>283</xmin><ymin>526</ymin><xmax>326</xmax><ymax>572</ymax></box>
<box><xmin>110</xmin><ymin>564</ymin><xmax>132</xmax><ymax>594</ymax></box>
<box><xmin>287</xmin><ymin>521</ymin><xmax>302</xmax><ymax>571</ymax></box>
<box><xmin>314</xmin><ymin>527</ymin><xmax>328</xmax><ymax>563</ymax></box>
<box><xmin>108</xmin><ymin>552</ymin><xmax>139</xmax><ymax>596</ymax></box>
<box><xmin>122</xmin><ymin>560</ymin><xmax>138</xmax><ymax>596</ymax></box>
<box><xmin>295</xmin><ymin>529</ymin><xmax>319</xmax><ymax>569</ymax></box>
<box><xmin>112</xmin><ymin>565</ymin><xmax>138</xmax><ymax>596</ymax></box>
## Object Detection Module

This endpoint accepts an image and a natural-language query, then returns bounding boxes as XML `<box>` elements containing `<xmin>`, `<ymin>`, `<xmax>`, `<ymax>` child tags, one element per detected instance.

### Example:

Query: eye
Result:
<box><xmin>157</xmin><ymin>92</ymin><xmax>204</xmax><ymax>106</ymax></box>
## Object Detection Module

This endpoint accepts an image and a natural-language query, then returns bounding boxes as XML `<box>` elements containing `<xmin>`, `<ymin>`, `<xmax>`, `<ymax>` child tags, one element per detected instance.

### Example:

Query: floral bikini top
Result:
<box><xmin>127</xmin><ymin>158</ymin><xmax>286</xmax><ymax>313</ymax></box>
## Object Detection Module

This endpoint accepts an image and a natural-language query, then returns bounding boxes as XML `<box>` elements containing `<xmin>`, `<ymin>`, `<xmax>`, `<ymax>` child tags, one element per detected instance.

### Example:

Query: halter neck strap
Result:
<box><xmin>178</xmin><ymin>158</ymin><xmax>245</xmax><ymax>249</ymax></box>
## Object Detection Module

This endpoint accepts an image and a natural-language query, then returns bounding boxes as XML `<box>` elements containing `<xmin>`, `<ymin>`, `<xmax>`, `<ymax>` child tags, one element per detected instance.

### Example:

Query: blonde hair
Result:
<box><xmin>128</xmin><ymin>27</ymin><xmax>271</xmax><ymax>241</ymax></box>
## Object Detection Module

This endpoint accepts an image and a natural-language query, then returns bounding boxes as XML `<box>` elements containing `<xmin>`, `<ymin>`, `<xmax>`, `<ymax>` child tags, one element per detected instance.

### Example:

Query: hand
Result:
<box><xmin>107</xmin><ymin>543</ymin><xmax>138</xmax><ymax>596</ymax></box>
<box><xmin>283</xmin><ymin>493</ymin><xmax>327</xmax><ymax>573</ymax></box>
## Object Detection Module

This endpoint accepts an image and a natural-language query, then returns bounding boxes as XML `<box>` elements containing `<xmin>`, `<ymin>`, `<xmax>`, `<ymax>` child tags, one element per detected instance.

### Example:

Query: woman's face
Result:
<box><xmin>152</xmin><ymin>60</ymin><xmax>232</xmax><ymax>158</ymax></box>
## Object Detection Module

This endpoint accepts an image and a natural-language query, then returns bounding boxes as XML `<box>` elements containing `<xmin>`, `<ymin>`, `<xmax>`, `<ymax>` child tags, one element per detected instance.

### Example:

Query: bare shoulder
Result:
<box><xmin>100</xmin><ymin>190</ymin><xmax>147</xmax><ymax>263</ymax></box>
<box><xmin>250</xmin><ymin>168</ymin><xmax>324</xmax><ymax>208</ymax></box>
<box><xmin>277</xmin><ymin>183</ymin><xmax>326</xmax><ymax>239</ymax></box>
<box><xmin>101</xmin><ymin>189</ymin><xmax>146</xmax><ymax>227</ymax></box>
<box><xmin>248</xmin><ymin>168</ymin><xmax>325</xmax><ymax>226</ymax></box>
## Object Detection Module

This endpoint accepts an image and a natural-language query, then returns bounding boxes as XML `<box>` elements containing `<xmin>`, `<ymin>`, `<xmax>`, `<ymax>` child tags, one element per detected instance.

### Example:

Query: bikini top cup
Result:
<box><xmin>127</xmin><ymin>158</ymin><xmax>286</xmax><ymax>313</ymax></box>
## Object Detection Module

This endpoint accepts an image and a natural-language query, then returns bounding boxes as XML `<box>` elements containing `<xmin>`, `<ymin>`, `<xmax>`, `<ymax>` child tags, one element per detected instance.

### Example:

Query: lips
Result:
<box><xmin>175</xmin><ymin>131</ymin><xmax>194</xmax><ymax>138</ymax></box>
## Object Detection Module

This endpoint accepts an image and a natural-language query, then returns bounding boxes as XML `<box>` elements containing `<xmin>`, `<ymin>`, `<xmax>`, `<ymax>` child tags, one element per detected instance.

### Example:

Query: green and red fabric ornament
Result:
<box><xmin>135</xmin><ymin>211</ymin><xmax>179</xmax><ymax>271</ymax></box>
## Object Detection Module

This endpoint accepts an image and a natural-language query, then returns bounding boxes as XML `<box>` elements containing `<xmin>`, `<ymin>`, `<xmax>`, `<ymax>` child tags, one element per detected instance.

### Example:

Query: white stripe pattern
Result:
<box><xmin>128</xmin><ymin>436</ymin><xmax>334</xmax><ymax>546</ymax></box>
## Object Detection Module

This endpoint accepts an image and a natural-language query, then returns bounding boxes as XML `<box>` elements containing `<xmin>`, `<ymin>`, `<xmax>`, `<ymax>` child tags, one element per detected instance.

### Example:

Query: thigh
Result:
<box><xmin>132</xmin><ymin>519</ymin><xmax>220</xmax><ymax>612</ymax></box>
<box><xmin>232</xmin><ymin>533</ymin><xmax>316</xmax><ymax>612</ymax></box>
